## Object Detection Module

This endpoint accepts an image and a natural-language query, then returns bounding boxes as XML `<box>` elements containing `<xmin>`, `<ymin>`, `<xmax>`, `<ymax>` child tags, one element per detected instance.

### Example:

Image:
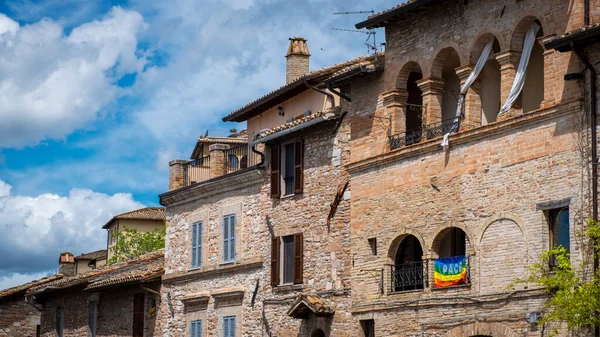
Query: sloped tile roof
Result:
<box><xmin>255</xmin><ymin>107</ymin><xmax>341</xmax><ymax>141</ymax></box>
<box><xmin>287</xmin><ymin>294</ymin><xmax>335</xmax><ymax>318</ymax></box>
<box><xmin>355</xmin><ymin>0</ymin><xmax>440</xmax><ymax>29</ymax></box>
<box><xmin>75</xmin><ymin>249</ymin><xmax>107</xmax><ymax>261</ymax></box>
<box><xmin>546</xmin><ymin>23</ymin><xmax>600</xmax><ymax>52</ymax></box>
<box><xmin>0</xmin><ymin>274</ymin><xmax>63</xmax><ymax>300</ymax></box>
<box><xmin>222</xmin><ymin>53</ymin><xmax>381</xmax><ymax>123</ymax></box>
<box><xmin>28</xmin><ymin>250</ymin><xmax>164</xmax><ymax>295</ymax></box>
<box><xmin>102</xmin><ymin>207</ymin><xmax>166</xmax><ymax>229</ymax></box>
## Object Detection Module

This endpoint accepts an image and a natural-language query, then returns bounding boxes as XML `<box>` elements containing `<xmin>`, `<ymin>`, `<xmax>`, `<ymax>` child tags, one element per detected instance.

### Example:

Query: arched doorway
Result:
<box><xmin>393</xmin><ymin>235</ymin><xmax>424</xmax><ymax>292</ymax></box>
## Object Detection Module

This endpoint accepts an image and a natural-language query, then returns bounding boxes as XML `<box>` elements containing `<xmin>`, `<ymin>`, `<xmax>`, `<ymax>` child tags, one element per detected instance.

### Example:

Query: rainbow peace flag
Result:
<box><xmin>434</xmin><ymin>256</ymin><xmax>467</xmax><ymax>288</ymax></box>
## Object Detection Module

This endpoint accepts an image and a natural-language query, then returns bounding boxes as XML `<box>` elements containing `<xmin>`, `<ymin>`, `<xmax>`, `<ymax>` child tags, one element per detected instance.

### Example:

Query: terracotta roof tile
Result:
<box><xmin>222</xmin><ymin>53</ymin><xmax>381</xmax><ymax>123</ymax></box>
<box><xmin>28</xmin><ymin>250</ymin><xmax>164</xmax><ymax>295</ymax></box>
<box><xmin>287</xmin><ymin>294</ymin><xmax>335</xmax><ymax>318</ymax></box>
<box><xmin>0</xmin><ymin>274</ymin><xmax>63</xmax><ymax>299</ymax></box>
<box><xmin>255</xmin><ymin>107</ymin><xmax>341</xmax><ymax>141</ymax></box>
<box><xmin>355</xmin><ymin>0</ymin><xmax>439</xmax><ymax>29</ymax></box>
<box><xmin>102</xmin><ymin>207</ymin><xmax>166</xmax><ymax>229</ymax></box>
<box><xmin>75</xmin><ymin>249</ymin><xmax>107</xmax><ymax>261</ymax></box>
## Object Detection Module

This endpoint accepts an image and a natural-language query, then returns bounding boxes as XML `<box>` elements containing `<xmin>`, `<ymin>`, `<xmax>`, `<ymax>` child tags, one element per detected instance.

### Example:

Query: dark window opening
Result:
<box><xmin>548</xmin><ymin>207</ymin><xmax>570</xmax><ymax>267</ymax></box>
<box><xmin>283</xmin><ymin>143</ymin><xmax>295</xmax><ymax>195</ymax></box>
<box><xmin>438</xmin><ymin>227</ymin><xmax>466</xmax><ymax>258</ymax></box>
<box><xmin>271</xmin><ymin>233</ymin><xmax>303</xmax><ymax>286</ymax></box>
<box><xmin>133</xmin><ymin>293</ymin><xmax>145</xmax><ymax>337</ymax></box>
<box><xmin>360</xmin><ymin>319</ymin><xmax>375</xmax><ymax>337</ymax></box>
<box><xmin>56</xmin><ymin>307</ymin><xmax>64</xmax><ymax>337</ymax></box>
<box><xmin>393</xmin><ymin>235</ymin><xmax>424</xmax><ymax>292</ymax></box>
<box><xmin>282</xmin><ymin>235</ymin><xmax>295</xmax><ymax>284</ymax></box>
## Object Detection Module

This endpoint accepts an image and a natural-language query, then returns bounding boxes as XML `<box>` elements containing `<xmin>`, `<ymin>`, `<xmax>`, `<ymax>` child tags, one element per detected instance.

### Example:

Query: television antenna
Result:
<box><xmin>331</xmin><ymin>28</ymin><xmax>379</xmax><ymax>54</ymax></box>
<box><xmin>333</xmin><ymin>10</ymin><xmax>375</xmax><ymax>15</ymax></box>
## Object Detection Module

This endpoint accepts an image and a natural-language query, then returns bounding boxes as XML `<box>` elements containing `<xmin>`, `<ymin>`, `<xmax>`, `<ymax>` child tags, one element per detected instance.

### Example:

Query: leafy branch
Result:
<box><xmin>108</xmin><ymin>225</ymin><xmax>166</xmax><ymax>264</ymax></box>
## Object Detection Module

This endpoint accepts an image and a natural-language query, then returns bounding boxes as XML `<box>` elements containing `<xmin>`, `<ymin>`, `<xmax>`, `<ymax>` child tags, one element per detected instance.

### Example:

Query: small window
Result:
<box><xmin>192</xmin><ymin>221</ymin><xmax>203</xmax><ymax>268</ymax></box>
<box><xmin>190</xmin><ymin>320</ymin><xmax>202</xmax><ymax>337</ymax></box>
<box><xmin>223</xmin><ymin>316</ymin><xmax>236</xmax><ymax>337</ymax></box>
<box><xmin>223</xmin><ymin>214</ymin><xmax>236</xmax><ymax>263</ymax></box>
<box><xmin>283</xmin><ymin>143</ymin><xmax>295</xmax><ymax>195</ymax></box>
<box><xmin>271</xmin><ymin>234</ymin><xmax>303</xmax><ymax>286</ymax></box>
<box><xmin>88</xmin><ymin>301</ymin><xmax>98</xmax><ymax>337</ymax></box>
<box><xmin>56</xmin><ymin>307</ymin><xmax>64</xmax><ymax>337</ymax></box>
<box><xmin>360</xmin><ymin>319</ymin><xmax>375</xmax><ymax>337</ymax></box>
<box><xmin>228</xmin><ymin>155</ymin><xmax>239</xmax><ymax>170</ymax></box>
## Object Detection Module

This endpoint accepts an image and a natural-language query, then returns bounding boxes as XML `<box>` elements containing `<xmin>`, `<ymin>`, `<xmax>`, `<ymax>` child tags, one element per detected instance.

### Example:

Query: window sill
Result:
<box><xmin>220</xmin><ymin>261</ymin><xmax>236</xmax><ymax>266</ymax></box>
<box><xmin>280</xmin><ymin>193</ymin><xmax>295</xmax><ymax>199</ymax></box>
<box><xmin>431</xmin><ymin>283</ymin><xmax>471</xmax><ymax>291</ymax></box>
<box><xmin>273</xmin><ymin>284</ymin><xmax>304</xmax><ymax>292</ymax></box>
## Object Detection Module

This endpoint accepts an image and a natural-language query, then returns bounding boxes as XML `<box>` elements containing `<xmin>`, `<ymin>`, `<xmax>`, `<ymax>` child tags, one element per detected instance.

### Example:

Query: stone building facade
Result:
<box><xmin>29</xmin><ymin>250</ymin><xmax>163</xmax><ymax>337</ymax></box>
<box><xmin>162</xmin><ymin>37</ymin><xmax>373</xmax><ymax>336</ymax></box>
<box><xmin>341</xmin><ymin>0</ymin><xmax>600</xmax><ymax>336</ymax></box>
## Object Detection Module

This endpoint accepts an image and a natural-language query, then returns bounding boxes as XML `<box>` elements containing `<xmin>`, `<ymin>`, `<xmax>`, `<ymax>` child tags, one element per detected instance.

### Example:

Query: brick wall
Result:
<box><xmin>0</xmin><ymin>296</ymin><xmax>39</xmax><ymax>337</ymax></box>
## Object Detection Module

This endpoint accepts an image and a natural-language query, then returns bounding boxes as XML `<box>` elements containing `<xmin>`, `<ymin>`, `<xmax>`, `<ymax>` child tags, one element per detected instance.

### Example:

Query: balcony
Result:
<box><xmin>183</xmin><ymin>145</ymin><xmax>260</xmax><ymax>187</ymax></box>
<box><xmin>388</xmin><ymin>113</ymin><xmax>462</xmax><ymax>151</ymax></box>
<box><xmin>388</xmin><ymin>255</ymin><xmax>471</xmax><ymax>293</ymax></box>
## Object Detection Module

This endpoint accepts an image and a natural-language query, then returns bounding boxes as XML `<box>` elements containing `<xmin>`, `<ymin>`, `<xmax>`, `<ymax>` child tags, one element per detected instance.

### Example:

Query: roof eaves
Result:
<box><xmin>355</xmin><ymin>0</ymin><xmax>440</xmax><ymax>29</ymax></box>
<box><xmin>545</xmin><ymin>24</ymin><xmax>600</xmax><ymax>52</ymax></box>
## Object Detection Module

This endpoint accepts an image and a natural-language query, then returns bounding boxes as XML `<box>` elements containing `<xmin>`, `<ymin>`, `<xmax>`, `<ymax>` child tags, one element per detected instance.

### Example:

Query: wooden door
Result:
<box><xmin>133</xmin><ymin>293</ymin><xmax>145</xmax><ymax>337</ymax></box>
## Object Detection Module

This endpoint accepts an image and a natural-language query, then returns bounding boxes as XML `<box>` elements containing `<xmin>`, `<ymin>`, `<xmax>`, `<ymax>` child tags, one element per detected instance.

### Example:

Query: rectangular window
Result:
<box><xmin>223</xmin><ymin>214</ymin><xmax>236</xmax><ymax>263</ymax></box>
<box><xmin>270</xmin><ymin>141</ymin><xmax>303</xmax><ymax>198</ymax></box>
<box><xmin>190</xmin><ymin>320</ymin><xmax>202</xmax><ymax>337</ymax></box>
<box><xmin>360</xmin><ymin>319</ymin><xmax>375</xmax><ymax>337</ymax></box>
<box><xmin>88</xmin><ymin>301</ymin><xmax>98</xmax><ymax>337</ymax></box>
<box><xmin>549</xmin><ymin>207</ymin><xmax>570</xmax><ymax>251</ymax></box>
<box><xmin>56</xmin><ymin>307</ymin><xmax>64</xmax><ymax>337</ymax></box>
<box><xmin>192</xmin><ymin>221</ymin><xmax>203</xmax><ymax>268</ymax></box>
<box><xmin>223</xmin><ymin>316</ymin><xmax>236</xmax><ymax>337</ymax></box>
<box><xmin>271</xmin><ymin>233</ymin><xmax>303</xmax><ymax>286</ymax></box>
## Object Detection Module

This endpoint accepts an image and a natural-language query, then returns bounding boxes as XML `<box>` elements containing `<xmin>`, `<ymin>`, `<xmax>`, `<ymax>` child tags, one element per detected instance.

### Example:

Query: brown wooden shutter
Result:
<box><xmin>270</xmin><ymin>145</ymin><xmax>280</xmax><ymax>198</ymax></box>
<box><xmin>271</xmin><ymin>236</ymin><xmax>280</xmax><ymax>286</ymax></box>
<box><xmin>294</xmin><ymin>140</ymin><xmax>304</xmax><ymax>194</ymax></box>
<box><xmin>293</xmin><ymin>233</ymin><xmax>303</xmax><ymax>284</ymax></box>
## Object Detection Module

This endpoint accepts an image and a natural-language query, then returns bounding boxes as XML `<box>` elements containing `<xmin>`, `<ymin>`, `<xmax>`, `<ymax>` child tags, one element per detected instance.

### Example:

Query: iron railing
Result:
<box><xmin>184</xmin><ymin>156</ymin><xmax>211</xmax><ymax>186</ymax></box>
<box><xmin>388</xmin><ymin>115</ymin><xmax>462</xmax><ymax>151</ymax></box>
<box><xmin>391</xmin><ymin>261</ymin><xmax>427</xmax><ymax>292</ymax></box>
<box><xmin>183</xmin><ymin>145</ymin><xmax>260</xmax><ymax>186</ymax></box>
<box><xmin>224</xmin><ymin>144</ymin><xmax>259</xmax><ymax>173</ymax></box>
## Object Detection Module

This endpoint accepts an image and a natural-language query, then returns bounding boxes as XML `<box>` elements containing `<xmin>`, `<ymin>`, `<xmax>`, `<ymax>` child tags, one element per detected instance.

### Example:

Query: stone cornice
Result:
<box><xmin>160</xmin><ymin>168</ymin><xmax>266</xmax><ymax>207</ymax></box>
<box><xmin>347</xmin><ymin>99</ymin><xmax>582</xmax><ymax>175</ymax></box>
<box><xmin>162</xmin><ymin>257</ymin><xmax>264</xmax><ymax>284</ymax></box>
<box><xmin>351</xmin><ymin>288</ymin><xmax>548</xmax><ymax>314</ymax></box>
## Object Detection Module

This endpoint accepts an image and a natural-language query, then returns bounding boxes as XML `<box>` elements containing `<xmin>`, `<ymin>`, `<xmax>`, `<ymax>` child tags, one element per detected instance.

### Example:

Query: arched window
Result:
<box><xmin>511</xmin><ymin>18</ymin><xmax>545</xmax><ymax>113</ymax></box>
<box><xmin>441</xmin><ymin>49</ymin><xmax>461</xmax><ymax>122</ymax></box>
<box><xmin>393</xmin><ymin>235</ymin><xmax>424</xmax><ymax>292</ymax></box>
<box><xmin>433</xmin><ymin>227</ymin><xmax>470</xmax><ymax>288</ymax></box>
<box><xmin>471</xmin><ymin>36</ymin><xmax>501</xmax><ymax>125</ymax></box>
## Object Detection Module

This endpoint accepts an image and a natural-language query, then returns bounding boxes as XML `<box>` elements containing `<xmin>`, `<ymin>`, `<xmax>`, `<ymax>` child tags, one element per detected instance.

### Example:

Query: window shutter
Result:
<box><xmin>229</xmin><ymin>215</ymin><xmax>236</xmax><ymax>262</ymax></box>
<box><xmin>294</xmin><ymin>140</ymin><xmax>304</xmax><ymax>194</ymax></box>
<box><xmin>223</xmin><ymin>216</ymin><xmax>230</xmax><ymax>262</ymax></box>
<box><xmin>271</xmin><ymin>236</ymin><xmax>280</xmax><ymax>286</ymax></box>
<box><xmin>192</xmin><ymin>222</ymin><xmax>198</xmax><ymax>268</ymax></box>
<box><xmin>293</xmin><ymin>233</ymin><xmax>303</xmax><ymax>284</ymax></box>
<box><xmin>190</xmin><ymin>321</ymin><xmax>196</xmax><ymax>337</ymax></box>
<box><xmin>229</xmin><ymin>316</ymin><xmax>236</xmax><ymax>337</ymax></box>
<box><xmin>270</xmin><ymin>145</ymin><xmax>280</xmax><ymax>198</ymax></box>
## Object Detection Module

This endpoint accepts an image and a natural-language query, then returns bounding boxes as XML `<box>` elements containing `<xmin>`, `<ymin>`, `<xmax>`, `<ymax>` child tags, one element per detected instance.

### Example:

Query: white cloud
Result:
<box><xmin>0</xmin><ymin>179</ymin><xmax>145</xmax><ymax>276</ymax></box>
<box><xmin>0</xmin><ymin>6</ymin><xmax>147</xmax><ymax>148</ymax></box>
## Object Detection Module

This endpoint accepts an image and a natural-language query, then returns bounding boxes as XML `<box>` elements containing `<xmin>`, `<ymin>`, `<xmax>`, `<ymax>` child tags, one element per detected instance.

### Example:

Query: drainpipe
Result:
<box><xmin>572</xmin><ymin>42</ymin><xmax>598</xmax><ymax>337</ymax></box>
<box><xmin>251</xmin><ymin>134</ymin><xmax>265</xmax><ymax>166</ymax></box>
<box><xmin>585</xmin><ymin>0</ymin><xmax>590</xmax><ymax>26</ymax></box>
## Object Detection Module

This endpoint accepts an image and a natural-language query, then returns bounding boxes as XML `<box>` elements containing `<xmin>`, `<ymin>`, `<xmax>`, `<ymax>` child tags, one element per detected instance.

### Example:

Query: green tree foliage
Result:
<box><xmin>108</xmin><ymin>225</ymin><xmax>166</xmax><ymax>264</ymax></box>
<box><xmin>514</xmin><ymin>219</ymin><xmax>600</xmax><ymax>336</ymax></box>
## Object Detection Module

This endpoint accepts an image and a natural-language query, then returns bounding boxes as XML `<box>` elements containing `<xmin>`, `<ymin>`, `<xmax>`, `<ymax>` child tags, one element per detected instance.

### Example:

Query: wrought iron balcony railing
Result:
<box><xmin>391</xmin><ymin>261</ymin><xmax>427</xmax><ymax>292</ymax></box>
<box><xmin>388</xmin><ymin>116</ymin><xmax>462</xmax><ymax>151</ymax></box>
<box><xmin>183</xmin><ymin>145</ymin><xmax>259</xmax><ymax>186</ymax></box>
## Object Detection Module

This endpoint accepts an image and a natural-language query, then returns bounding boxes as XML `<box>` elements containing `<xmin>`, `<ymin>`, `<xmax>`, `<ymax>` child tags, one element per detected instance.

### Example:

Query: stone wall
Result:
<box><xmin>39</xmin><ymin>283</ymin><xmax>161</xmax><ymax>337</ymax></box>
<box><xmin>0</xmin><ymin>296</ymin><xmax>39</xmax><ymax>337</ymax></box>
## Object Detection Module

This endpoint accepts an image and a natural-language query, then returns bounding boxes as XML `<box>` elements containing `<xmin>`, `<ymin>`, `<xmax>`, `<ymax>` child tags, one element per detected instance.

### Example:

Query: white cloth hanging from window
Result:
<box><xmin>454</xmin><ymin>39</ymin><xmax>495</xmax><ymax>119</ymax></box>
<box><xmin>441</xmin><ymin>38</ymin><xmax>495</xmax><ymax>150</ymax></box>
<box><xmin>498</xmin><ymin>23</ymin><xmax>541</xmax><ymax>115</ymax></box>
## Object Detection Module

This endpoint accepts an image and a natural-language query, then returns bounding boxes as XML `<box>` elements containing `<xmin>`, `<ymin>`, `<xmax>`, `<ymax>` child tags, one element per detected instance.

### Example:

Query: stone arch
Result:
<box><xmin>479</xmin><ymin>218</ymin><xmax>527</xmax><ymax>293</ymax></box>
<box><xmin>388</xmin><ymin>230</ymin><xmax>427</xmax><ymax>262</ymax></box>
<box><xmin>445</xmin><ymin>322</ymin><xmax>520</xmax><ymax>337</ymax></box>
<box><xmin>430</xmin><ymin>46</ymin><xmax>462</xmax><ymax>122</ymax></box>
<box><xmin>478</xmin><ymin>213</ymin><xmax>527</xmax><ymax>245</ymax></box>
<box><xmin>396</xmin><ymin>61</ymin><xmax>423</xmax><ymax>91</ymax></box>
<box><xmin>430</xmin><ymin>46</ymin><xmax>462</xmax><ymax>79</ymax></box>
<box><xmin>468</xmin><ymin>33</ymin><xmax>502</xmax><ymax>65</ymax></box>
<box><xmin>430</xmin><ymin>222</ymin><xmax>475</xmax><ymax>257</ymax></box>
<box><xmin>510</xmin><ymin>15</ymin><xmax>545</xmax><ymax>52</ymax></box>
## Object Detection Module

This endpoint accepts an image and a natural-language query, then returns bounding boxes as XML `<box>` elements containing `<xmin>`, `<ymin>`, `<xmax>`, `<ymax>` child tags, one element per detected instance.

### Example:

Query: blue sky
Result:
<box><xmin>0</xmin><ymin>0</ymin><xmax>400</xmax><ymax>288</ymax></box>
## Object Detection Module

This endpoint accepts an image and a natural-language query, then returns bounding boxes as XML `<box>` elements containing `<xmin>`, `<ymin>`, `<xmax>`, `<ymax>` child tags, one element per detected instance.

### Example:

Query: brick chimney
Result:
<box><xmin>286</xmin><ymin>37</ymin><xmax>310</xmax><ymax>84</ymax></box>
<box><xmin>58</xmin><ymin>252</ymin><xmax>75</xmax><ymax>276</ymax></box>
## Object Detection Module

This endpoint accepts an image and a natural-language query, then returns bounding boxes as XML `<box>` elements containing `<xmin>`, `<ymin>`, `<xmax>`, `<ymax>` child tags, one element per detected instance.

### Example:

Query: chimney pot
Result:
<box><xmin>286</xmin><ymin>37</ymin><xmax>310</xmax><ymax>84</ymax></box>
<box><xmin>58</xmin><ymin>252</ymin><xmax>75</xmax><ymax>276</ymax></box>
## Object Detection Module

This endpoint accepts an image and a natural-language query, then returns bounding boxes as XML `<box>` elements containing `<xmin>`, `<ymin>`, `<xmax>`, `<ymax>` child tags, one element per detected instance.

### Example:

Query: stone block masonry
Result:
<box><xmin>0</xmin><ymin>297</ymin><xmax>39</xmax><ymax>337</ymax></box>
